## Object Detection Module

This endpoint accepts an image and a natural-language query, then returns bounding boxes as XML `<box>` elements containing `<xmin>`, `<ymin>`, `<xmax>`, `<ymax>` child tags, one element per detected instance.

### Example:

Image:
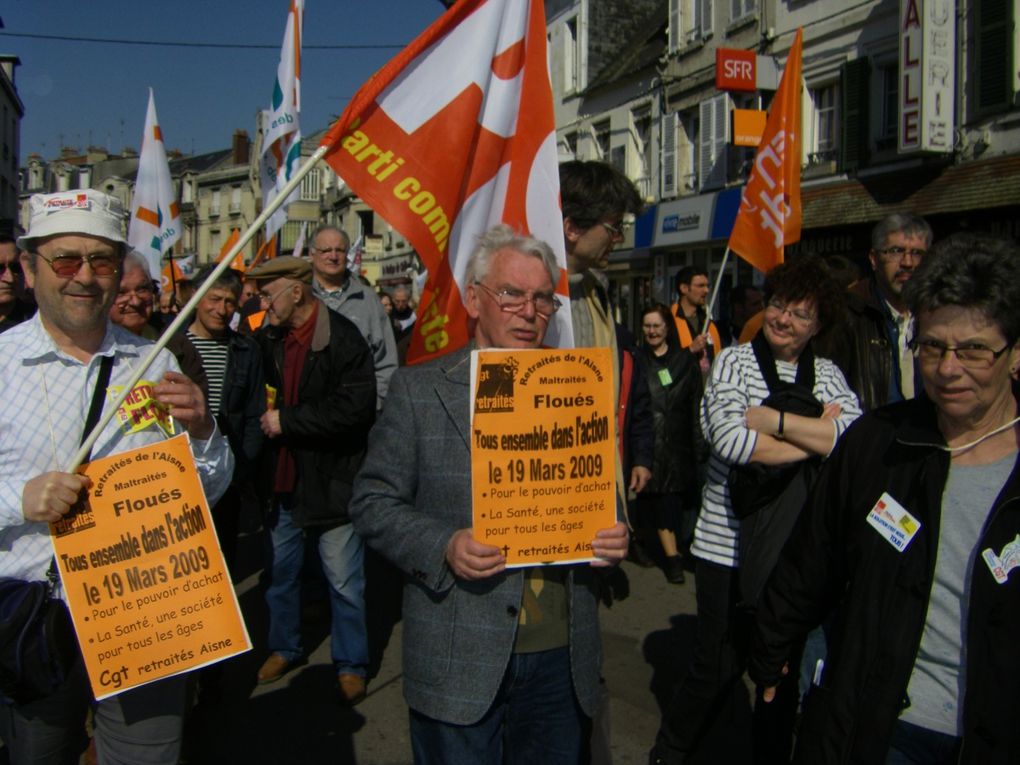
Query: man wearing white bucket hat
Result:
<box><xmin>0</xmin><ymin>189</ymin><xmax>232</xmax><ymax>764</ymax></box>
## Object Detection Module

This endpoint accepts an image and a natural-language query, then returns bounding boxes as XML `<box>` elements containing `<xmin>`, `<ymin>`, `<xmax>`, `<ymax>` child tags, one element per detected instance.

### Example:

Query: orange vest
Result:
<box><xmin>670</xmin><ymin>302</ymin><xmax>722</xmax><ymax>356</ymax></box>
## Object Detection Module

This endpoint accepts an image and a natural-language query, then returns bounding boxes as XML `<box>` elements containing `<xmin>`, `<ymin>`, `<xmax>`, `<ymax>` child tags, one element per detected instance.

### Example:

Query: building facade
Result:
<box><xmin>547</xmin><ymin>0</ymin><xmax>1020</xmax><ymax>334</ymax></box>
<box><xmin>0</xmin><ymin>55</ymin><xmax>22</xmax><ymax>238</ymax></box>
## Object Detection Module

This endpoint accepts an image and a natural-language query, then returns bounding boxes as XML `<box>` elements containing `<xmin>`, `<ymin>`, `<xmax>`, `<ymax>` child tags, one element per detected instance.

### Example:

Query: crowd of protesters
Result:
<box><xmin>1</xmin><ymin>165</ymin><xmax>1019</xmax><ymax>765</ymax></box>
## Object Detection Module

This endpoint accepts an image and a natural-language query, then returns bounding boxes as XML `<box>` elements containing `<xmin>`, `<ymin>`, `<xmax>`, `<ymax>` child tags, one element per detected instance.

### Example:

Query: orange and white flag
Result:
<box><xmin>261</xmin><ymin>0</ymin><xmax>302</xmax><ymax>240</ymax></box>
<box><xmin>215</xmin><ymin>228</ymin><xmax>245</xmax><ymax>272</ymax></box>
<box><xmin>728</xmin><ymin>28</ymin><xmax>803</xmax><ymax>273</ymax></box>
<box><xmin>319</xmin><ymin>0</ymin><xmax>571</xmax><ymax>363</ymax></box>
<box><xmin>128</xmin><ymin>89</ymin><xmax>181</xmax><ymax>280</ymax></box>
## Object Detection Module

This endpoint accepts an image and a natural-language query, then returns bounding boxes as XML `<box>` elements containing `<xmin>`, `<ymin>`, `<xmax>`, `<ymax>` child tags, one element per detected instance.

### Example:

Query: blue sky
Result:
<box><xmin>2</xmin><ymin>1</ymin><xmax>447</xmax><ymax>161</ymax></box>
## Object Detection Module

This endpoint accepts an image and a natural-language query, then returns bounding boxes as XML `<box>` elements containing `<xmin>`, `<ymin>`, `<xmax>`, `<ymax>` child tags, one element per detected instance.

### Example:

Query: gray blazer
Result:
<box><xmin>349</xmin><ymin>345</ymin><xmax>604</xmax><ymax>725</ymax></box>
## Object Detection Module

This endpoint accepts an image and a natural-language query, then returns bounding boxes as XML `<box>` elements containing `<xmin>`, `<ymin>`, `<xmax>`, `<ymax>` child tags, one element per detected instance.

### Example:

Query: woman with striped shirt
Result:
<box><xmin>650</xmin><ymin>255</ymin><xmax>862</xmax><ymax>765</ymax></box>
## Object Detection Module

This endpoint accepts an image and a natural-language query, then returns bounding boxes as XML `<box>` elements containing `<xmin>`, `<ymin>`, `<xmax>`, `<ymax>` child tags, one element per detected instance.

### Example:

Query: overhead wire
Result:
<box><xmin>0</xmin><ymin>31</ymin><xmax>406</xmax><ymax>50</ymax></box>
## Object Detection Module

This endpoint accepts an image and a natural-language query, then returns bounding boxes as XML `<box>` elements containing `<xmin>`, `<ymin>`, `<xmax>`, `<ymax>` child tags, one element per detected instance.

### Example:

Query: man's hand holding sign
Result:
<box><xmin>470</xmin><ymin>346</ymin><xmax>623</xmax><ymax>568</ymax></box>
<box><xmin>22</xmin><ymin>370</ymin><xmax>213</xmax><ymax>525</ymax></box>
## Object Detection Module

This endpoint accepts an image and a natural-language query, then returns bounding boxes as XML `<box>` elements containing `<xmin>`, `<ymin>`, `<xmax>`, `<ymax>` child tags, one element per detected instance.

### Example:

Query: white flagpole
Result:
<box><xmin>67</xmin><ymin>144</ymin><xmax>330</xmax><ymax>472</ymax></box>
<box><xmin>702</xmin><ymin>246</ymin><xmax>732</xmax><ymax>335</ymax></box>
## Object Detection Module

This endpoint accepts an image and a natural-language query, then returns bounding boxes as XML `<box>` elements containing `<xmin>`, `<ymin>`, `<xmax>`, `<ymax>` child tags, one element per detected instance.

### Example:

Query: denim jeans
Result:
<box><xmin>885</xmin><ymin>719</ymin><xmax>962</xmax><ymax>764</ymax></box>
<box><xmin>264</xmin><ymin>498</ymin><xmax>368</xmax><ymax>675</ymax></box>
<box><xmin>409</xmin><ymin>647</ymin><xmax>584</xmax><ymax>765</ymax></box>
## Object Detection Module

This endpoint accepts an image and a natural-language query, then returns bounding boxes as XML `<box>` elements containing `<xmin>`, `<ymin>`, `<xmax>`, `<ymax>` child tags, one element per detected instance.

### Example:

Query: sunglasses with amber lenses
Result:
<box><xmin>37</xmin><ymin>252</ymin><xmax>122</xmax><ymax>278</ymax></box>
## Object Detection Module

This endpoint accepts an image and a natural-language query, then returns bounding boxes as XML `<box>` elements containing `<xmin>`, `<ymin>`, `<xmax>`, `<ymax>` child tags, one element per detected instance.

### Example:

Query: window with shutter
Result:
<box><xmin>661</xmin><ymin>113</ymin><xmax>678</xmax><ymax>198</ymax></box>
<box><xmin>841</xmin><ymin>58</ymin><xmax>870</xmax><ymax>171</ymax></box>
<box><xmin>681</xmin><ymin>110</ymin><xmax>700</xmax><ymax>191</ymax></box>
<box><xmin>700</xmin><ymin>0</ymin><xmax>714</xmax><ymax>37</ymax></box>
<box><xmin>975</xmin><ymin>0</ymin><xmax>1013</xmax><ymax>115</ymax></box>
<box><xmin>730</xmin><ymin>0</ymin><xmax>754</xmax><ymax>23</ymax></box>
<box><xmin>809</xmin><ymin>83</ymin><xmax>838</xmax><ymax>165</ymax></box>
<box><xmin>699</xmin><ymin>94</ymin><xmax>729</xmax><ymax>190</ymax></box>
<box><xmin>633</xmin><ymin>107</ymin><xmax>653</xmax><ymax>195</ymax></box>
<box><xmin>564</xmin><ymin>18</ymin><xmax>579</xmax><ymax>93</ymax></box>
<box><xmin>669</xmin><ymin>0</ymin><xmax>681</xmax><ymax>51</ymax></box>
<box><xmin>879</xmin><ymin>63</ymin><xmax>898</xmax><ymax>143</ymax></box>
<box><xmin>594</xmin><ymin>120</ymin><xmax>611</xmax><ymax>160</ymax></box>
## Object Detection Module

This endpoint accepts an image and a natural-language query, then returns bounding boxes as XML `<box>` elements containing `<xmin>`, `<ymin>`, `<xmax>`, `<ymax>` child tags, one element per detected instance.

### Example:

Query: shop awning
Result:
<box><xmin>802</xmin><ymin>154</ymin><xmax>1020</xmax><ymax>229</ymax></box>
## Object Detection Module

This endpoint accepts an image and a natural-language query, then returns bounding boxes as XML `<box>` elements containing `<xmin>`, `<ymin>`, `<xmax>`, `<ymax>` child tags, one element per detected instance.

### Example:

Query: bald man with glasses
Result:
<box><xmin>309</xmin><ymin>225</ymin><xmax>397</xmax><ymax>408</ymax></box>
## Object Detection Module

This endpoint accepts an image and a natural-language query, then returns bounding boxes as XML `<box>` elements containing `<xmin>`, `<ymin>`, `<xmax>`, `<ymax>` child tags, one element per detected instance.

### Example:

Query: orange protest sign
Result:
<box><xmin>51</xmin><ymin>434</ymin><xmax>250</xmax><ymax>700</ymax></box>
<box><xmin>471</xmin><ymin>348</ymin><xmax>616</xmax><ymax>566</ymax></box>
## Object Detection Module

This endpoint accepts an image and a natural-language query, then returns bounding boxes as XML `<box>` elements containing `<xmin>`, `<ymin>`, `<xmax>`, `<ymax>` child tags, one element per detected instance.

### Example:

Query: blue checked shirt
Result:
<box><xmin>0</xmin><ymin>314</ymin><xmax>233</xmax><ymax>588</ymax></box>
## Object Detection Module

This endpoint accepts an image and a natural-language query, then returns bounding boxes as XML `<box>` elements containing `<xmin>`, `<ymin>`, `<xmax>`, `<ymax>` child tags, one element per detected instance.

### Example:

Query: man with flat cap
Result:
<box><xmin>0</xmin><ymin>189</ymin><xmax>233</xmax><ymax>764</ymax></box>
<box><xmin>246</xmin><ymin>256</ymin><xmax>377</xmax><ymax>704</ymax></box>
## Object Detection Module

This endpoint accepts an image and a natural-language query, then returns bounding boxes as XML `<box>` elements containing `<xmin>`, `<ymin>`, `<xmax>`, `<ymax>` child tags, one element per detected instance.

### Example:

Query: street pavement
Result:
<box><xmin>185</xmin><ymin>522</ymin><xmax>755</xmax><ymax>765</ymax></box>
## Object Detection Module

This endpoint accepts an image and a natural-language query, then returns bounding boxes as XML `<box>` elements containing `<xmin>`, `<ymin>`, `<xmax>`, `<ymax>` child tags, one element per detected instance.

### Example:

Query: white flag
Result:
<box><xmin>128</xmin><ymin>89</ymin><xmax>181</xmax><ymax>280</ymax></box>
<box><xmin>291</xmin><ymin>221</ymin><xmax>308</xmax><ymax>259</ymax></box>
<box><xmin>261</xmin><ymin>0</ymin><xmax>303</xmax><ymax>240</ymax></box>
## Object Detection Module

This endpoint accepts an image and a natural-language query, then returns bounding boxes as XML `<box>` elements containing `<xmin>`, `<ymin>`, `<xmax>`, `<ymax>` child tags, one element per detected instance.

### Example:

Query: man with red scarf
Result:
<box><xmin>247</xmin><ymin>256</ymin><xmax>376</xmax><ymax>704</ymax></box>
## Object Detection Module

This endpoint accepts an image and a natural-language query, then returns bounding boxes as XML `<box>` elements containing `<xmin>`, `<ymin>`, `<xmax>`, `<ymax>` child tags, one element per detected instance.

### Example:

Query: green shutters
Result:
<box><xmin>841</xmin><ymin>58</ymin><xmax>870</xmax><ymax>171</ymax></box>
<box><xmin>975</xmin><ymin>0</ymin><xmax>1013</xmax><ymax>115</ymax></box>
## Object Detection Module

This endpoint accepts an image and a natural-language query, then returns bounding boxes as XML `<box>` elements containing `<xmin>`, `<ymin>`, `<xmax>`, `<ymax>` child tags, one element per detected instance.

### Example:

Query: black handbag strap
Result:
<box><xmin>80</xmin><ymin>354</ymin><xmax>114</xmax><ymax>461</ymax></box>
<box><xmin>750</xmin><ymin>329</ymin><xmax>816</xmax><ymax>394</ymax></box>
<box><xmin>46</xmin><ymin>354</ymin><xmax>114</xmax><ymax>591</ymax></box>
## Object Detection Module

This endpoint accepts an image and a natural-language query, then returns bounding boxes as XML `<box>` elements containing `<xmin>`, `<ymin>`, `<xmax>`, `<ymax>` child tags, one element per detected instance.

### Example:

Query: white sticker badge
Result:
<box><xmin>866</xmin><ymin>492</ymin><xmax>921</xmax><ymax>552</ymax></box>
<box><xmin>981</xmin><ymin>534</ymin><xmax>1020</xmax><ymax>585</ymax></box>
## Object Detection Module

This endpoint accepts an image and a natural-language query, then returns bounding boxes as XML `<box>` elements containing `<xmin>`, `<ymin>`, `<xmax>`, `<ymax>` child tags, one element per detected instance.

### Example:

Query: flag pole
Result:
<box><xmin>702</xmin><ymin>246</ymin><xmax>732</xmax><ymax>335</ymax></box>
<box><xmin>168</xmin><ymin>249</ymin><xmax>178</xmax><ymax>308</ymax></box>
<box><xmin>67</xmin><ymin>144</ymin><xmax>329</xmax><ymax>472</ymax></box>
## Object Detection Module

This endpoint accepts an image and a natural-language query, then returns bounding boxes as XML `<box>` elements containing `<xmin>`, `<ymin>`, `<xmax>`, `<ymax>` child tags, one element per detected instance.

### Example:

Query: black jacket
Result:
<box><xmin>637</xmin><ymin>344</ymin><xmax>703</xmax><ymax>497</ymax></box>
<box><xmin>615</xmin><ymin>324</ymin><xmax>654</xmax><ymax>478</ymax></box>
<box><xmin>256</xmin><ymin>302</ymin><xmax>376</xmax><ymax>526</ymax></box>
<box><xmin>215</xmin><ymin>331</ymin><xmax>266</xmax><ymax>484</ymax></box>
<box><xmin>820</xmin><ymin>279</ymin><xmax>897</xmax><ymax>412</ymax></box>
<box><xmin>750</xmin><ymin>395</ymin><xmax>1020</xmax><ymax>763</ymax></box>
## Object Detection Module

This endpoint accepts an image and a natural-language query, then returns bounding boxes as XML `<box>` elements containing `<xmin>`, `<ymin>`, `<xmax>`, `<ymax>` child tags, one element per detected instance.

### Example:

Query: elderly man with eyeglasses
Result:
<box><xmin>823</xmin><ymin>212</ymin><xmax>933</xmax><ymax>412</ymax></box>
<box><xmin>244</xmin><ymin>255</ymin><xmax>377</xmax><ymax>704</ymax></box>
<box><xmin>308</xmin><ymin>225</ymin><xmax>397</xmax><ymax>408</ymax></box>
<box><xmin>350</xmin><ymin>225</ymin><xmax>629</xmax><ymax>764</ymax></box>
<box><xmin>0</xmin><ymin>190</ymin><xmax>232</xmax><ymax>764</ymax></box>
<box><xmin>108</xmin><ymin>252</ymin><xmax>208</xmax><ymax>396</ymax></box>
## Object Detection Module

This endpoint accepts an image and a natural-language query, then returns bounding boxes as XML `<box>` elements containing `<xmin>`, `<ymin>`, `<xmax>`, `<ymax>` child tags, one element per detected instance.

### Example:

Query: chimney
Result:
<box><xmin>232</xmin><ymin>130</ymin><xmax>250</xmax><ymax>165</ymax></box>
<box><xmin>0</xmin><ymin>56</ymin><xmax>20</xmax><ymax>87</ymax></box>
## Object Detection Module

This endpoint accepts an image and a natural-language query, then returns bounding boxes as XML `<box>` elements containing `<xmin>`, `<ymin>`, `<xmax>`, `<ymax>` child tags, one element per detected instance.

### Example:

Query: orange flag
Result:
<box><xmin>215</xmin><ymin>228</ymin><xmax>245</xmax><ymax>272</ymax></box>
<box><xmin>160</xmin><ymin>259</ymin><xmax>184</xmax><ymax>293</ymax></box>
<box><xmin>318</xmin><ymin>0</ymin><xmax>571</xmax><ymax>364</ymax></box>
<box><xmin>248</xmin><ymin>235</ymin><xmax>276</xmax><ymax>271</ymax></box>
<box><xmin>728</xmin><ymin>28</ymin><xmax>803</xmax><ymax>272</ymax></box>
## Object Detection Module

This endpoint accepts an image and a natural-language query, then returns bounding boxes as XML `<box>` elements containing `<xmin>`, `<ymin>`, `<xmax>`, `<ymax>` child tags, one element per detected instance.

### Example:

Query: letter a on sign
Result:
<box><xmin>318</xmin><ymin>0</ymin><xmax>573</xmax><ymax>364</ymax></box>
<box><xmin>727</xmin><ymin>29</ymin><xmax>803</xmax><ymax>273</ymax></box>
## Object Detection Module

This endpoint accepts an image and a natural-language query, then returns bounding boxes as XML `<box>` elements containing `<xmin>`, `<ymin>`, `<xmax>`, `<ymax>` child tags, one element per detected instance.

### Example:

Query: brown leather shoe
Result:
<box><xmin>257</xmin><ymin>654</ymin><xmax>292</xmax><ymax>685</ymax></box>
<box><xmin>338</xmin><ymin>673</ymin><xmax>367</xmax><ymax>705</ymax></box>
